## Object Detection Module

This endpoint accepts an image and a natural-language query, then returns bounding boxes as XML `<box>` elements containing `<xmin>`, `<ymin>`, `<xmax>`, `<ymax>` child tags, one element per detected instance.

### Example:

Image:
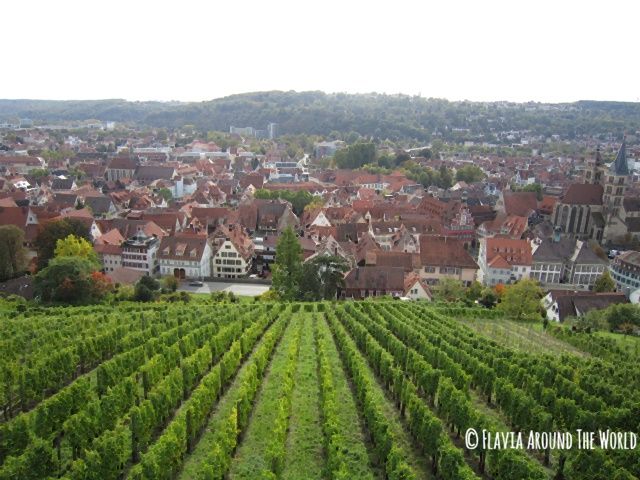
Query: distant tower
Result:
<box><xmin>268</xmin><ymin>122</ymin><xmax>278</xmax><ymax>140</ymax></box>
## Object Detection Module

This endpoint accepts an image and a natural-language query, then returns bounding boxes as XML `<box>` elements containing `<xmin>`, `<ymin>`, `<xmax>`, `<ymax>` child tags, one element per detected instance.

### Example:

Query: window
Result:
<box><xmin>425</xmin><ymin>266</ymin><xmax>436</xmax><ymax>273</ymax></box>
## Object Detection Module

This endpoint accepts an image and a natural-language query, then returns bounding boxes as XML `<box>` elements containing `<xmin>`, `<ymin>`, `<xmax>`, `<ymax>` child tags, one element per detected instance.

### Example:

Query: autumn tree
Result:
<box><xmin>54</xmin><ymin>234</ymin><xmax>99</xmax><ymax>265</ymax></box>
<box><xmin>34</xmin><ymin>219</ymin><xmax>91</xmax><ymax>270</ymax></box>
<box><xmin>34</xmin><ymin>257</ymin><xmax>104</xmax><ymax>304</ymax></box>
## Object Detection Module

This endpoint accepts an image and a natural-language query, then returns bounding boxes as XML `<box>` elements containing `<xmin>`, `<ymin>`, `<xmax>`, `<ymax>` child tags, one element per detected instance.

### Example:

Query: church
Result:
<box><xmin>552</xmin><ymin>141</ymin><xmax>630</xmax><ymax>244</ymax></box>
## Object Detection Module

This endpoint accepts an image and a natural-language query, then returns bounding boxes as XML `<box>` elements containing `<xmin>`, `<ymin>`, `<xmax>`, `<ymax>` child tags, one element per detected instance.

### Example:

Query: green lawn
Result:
<box><xmin>460</xmin><ymin>318</ymin><xmax>587</xmax><ymax>357</ymax></box>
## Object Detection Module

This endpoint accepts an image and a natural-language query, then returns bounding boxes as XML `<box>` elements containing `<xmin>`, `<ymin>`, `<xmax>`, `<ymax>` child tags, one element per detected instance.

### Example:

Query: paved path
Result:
<box><xmin>179</xmin><ymin>281</ymin><xmax>270</xmax><ymax>297</ymax></box>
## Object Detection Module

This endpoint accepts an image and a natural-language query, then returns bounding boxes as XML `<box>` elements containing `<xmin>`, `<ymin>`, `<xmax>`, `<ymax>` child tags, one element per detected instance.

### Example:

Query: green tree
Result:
<box><xmin>334</xmin><ymin>142</ymin><xmax>376</xmax><ymax>169</ymax></box>
<box><xmin>54</xmin><ymin>234</ymin><xmax>99</xmax><ymax>266</ymax></box>
<box><xmin>593</xmin><ymin>270</ymin><xmax>615</xmax><ymax>292</ymax></box>
<box><xmin>305</xmin><ymin>255</ymin><xmax>349</xmax><ymax>300</ymax></box>
<box><xmin>438</xmin><ymin>164</ymin><xmax>453</xmax><ymax>189</ymax></box>
<box><xmin>498</xmin><ymin>279</ymin><xmax>544</xmax><ymax>321</ymax></box>
<box><xmin>604</xmin><ymin>304</ymin><xmax>640</xmax><ymax>330</ymax></box>
<box><xmin>0</xmin><ymin>225</ymin><xmax>27</xmax><ymax>281</ymax></box>
<box><xmin>435</xmin><ymin>278</ymin><xmax>465</xmax><ymax>302</ymax></box>
<box><xmin>34</xmin><ymin>219</ymin><xmax>91</xmax><ymax>270</ymax></box>
<box><xmin>158</xmin><ymin>188</ymin><xmax>173</xmax><ymax>202</ymax></box>
<box><xmin>455</xmin><ymin>165</ymin><xmax>485</xmax><ymax>183</ymax></box>
<box><xmin>134</xmin><ymin>276</ymin><xmax>160</xmax><ymax>302</ymax></box>
<box><xmin>161</xmin><ymin>275</ymin><xmax>179</xmax><ymax>292</ymax></box>
<box><xmin>271</xmin><ymin>227</ymin><xmax>303</xmax><ymax>300</ymax></box>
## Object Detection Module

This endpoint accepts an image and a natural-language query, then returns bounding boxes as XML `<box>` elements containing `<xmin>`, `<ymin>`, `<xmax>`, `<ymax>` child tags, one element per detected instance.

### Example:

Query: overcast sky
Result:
<box><xmin>3</xmin><ymin>0</ymin><xmax>639</xmax><ymax>103</ymax></box>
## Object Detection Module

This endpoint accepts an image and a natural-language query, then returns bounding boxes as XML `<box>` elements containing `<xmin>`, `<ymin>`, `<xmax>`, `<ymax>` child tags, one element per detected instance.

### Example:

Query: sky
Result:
<box><xmin>3</xmin><ymin>0</ymin><xmax>639</xmax><ymax>103</ymax></box>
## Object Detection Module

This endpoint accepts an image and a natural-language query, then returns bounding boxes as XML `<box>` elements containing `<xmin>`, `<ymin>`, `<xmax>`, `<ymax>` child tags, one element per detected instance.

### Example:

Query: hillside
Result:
<box><xmin>1</xmin><ymin>92</ymin><xmax>640</xmax><ymax>142</ymax></box>
<box><xmin>0</xmin><ymin>299</ymin><xmax>637</xmax><ymax>480</ymax></box>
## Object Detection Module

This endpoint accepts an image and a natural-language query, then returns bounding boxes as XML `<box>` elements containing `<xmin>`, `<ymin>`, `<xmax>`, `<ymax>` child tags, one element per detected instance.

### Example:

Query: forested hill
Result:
<box><xmin>1</xmin><ymin>92</ymin><xmax>639</xmax><ymax>142</ymax></box>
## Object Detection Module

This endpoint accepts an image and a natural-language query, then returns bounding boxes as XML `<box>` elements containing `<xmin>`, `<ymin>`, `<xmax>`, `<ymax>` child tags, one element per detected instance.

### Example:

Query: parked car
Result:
<box><xmin>189</xmin><ymin>281</ymin><xmax>204</xmax><ymax>287</ymax></box>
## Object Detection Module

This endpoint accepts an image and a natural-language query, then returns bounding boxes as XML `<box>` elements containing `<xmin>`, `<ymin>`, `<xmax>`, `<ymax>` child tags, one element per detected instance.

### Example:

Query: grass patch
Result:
<box><xmin>460</xmin><ymin>318</ymin><xmax>587</xmax><ymax>357</ymax></box>
<box><xmin>228</xmin><ymin>314</ymin><xmax>303</xmax><ymax>479</ymax></box>
<box><xmin>281</xmin><ymin>315</ymin><xmax>326</xmax><ymax>480</ymax></box>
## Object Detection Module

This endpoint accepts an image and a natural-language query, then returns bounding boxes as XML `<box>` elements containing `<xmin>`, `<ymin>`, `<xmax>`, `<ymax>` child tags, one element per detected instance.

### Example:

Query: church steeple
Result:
<box><xmin>595</xmin><ymin>145</ymin><xmax>604</xmax><ymax>166</ymax></box>
<box><xmin>610</xmin><ymin>139</ymin><xmax>629</xmax><ymax>176</ymax></box>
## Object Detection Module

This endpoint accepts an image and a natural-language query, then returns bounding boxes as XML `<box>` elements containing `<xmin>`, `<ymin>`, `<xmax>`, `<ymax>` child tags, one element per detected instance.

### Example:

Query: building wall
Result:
<box><xmin>418</xmin><ymin>266</ymin><xmax>477</xmax><ymax>286</ymax></box>
<box><xmin>212</xmin><ymin>241</ymin><xmax>251</xmax><ymax>279</ymax></box>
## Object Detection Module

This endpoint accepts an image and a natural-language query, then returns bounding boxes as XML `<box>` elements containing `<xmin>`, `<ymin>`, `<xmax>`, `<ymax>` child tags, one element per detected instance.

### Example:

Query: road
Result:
<box><xmin>178</xmin><ymin>281</ymin><xmax>270</xmax><ymax>297</ymax></box>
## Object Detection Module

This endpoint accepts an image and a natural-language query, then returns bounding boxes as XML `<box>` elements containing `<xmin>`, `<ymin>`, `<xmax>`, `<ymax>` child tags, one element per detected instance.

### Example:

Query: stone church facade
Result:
<box><xmin>553</xmin><ymin>142</ymin><xmax>630</xmax><ymax>244</ymax></box>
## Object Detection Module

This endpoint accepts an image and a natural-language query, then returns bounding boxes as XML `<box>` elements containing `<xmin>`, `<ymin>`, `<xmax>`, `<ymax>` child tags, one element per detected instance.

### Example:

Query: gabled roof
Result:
<box><xmin>486</xmin><ymin>237</ymin><xmax>532</xmax><ymax>267</ymax></box>
<box><xmin>344</xmin><ymin>266</ymin><xmax>405</xmax><ymax>291</ymax></box>
<box><xmin>562</xmin><ymin>184</ymin><xmax>603</xmax><ymax>205</ymax></box>
<box><xmin>419</xmin><ymin>236</ymin><xmax>478</xmax><ymax>269</ymax></box>
<box><xmin>503</xmin><ymin>191</ymin><xmax>538</xmax><ymax>216</ymax></box>
<box><xmin>158</xmin><ymin>235</ymin><xmax>209</xmax><ymax>261</ymax></box>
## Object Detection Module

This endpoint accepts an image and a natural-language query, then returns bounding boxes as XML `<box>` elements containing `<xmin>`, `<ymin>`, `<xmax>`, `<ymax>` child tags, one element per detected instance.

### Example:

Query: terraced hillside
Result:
<box><xmin>0</xmin><ymin>301</ymin><xmax>637</xmax><ymax>480</ymax></box>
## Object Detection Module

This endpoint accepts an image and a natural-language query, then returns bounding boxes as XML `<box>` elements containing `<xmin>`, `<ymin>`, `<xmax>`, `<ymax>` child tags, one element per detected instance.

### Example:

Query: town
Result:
<box><xmin>0</xmin><ymin>114</ymin><xmax>638</xmax><ymax>323</ymax></box>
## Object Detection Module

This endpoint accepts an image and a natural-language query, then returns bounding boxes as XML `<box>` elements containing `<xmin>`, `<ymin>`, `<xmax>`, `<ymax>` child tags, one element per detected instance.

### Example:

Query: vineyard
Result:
<box><xmin>0</xmin><ymin>301</ymin><xmax>638</xmax><ymax>480</ymax></box>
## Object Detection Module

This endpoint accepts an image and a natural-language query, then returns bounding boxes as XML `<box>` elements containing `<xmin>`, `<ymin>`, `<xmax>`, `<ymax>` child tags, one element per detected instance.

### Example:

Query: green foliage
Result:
<box><xmin>133</xmin><ymin>276</ymin><xmax>161</xmax><ymax>302</ymax></box>
<box><xmin>5</xmin><ymin>95</ymin><xmax>639</xmax><ymax>142</ymax></box>
<box><xmin>54</xmin><ymin>234</ymin><xmax>99</xmax><ymax>266</ymax></box>
<box><xmin>0</xmin><ymin>225</ymin><xmax>27</xmax><ymax>281</ymax></box>
<box><xmin>254</xmin><ymin>189</ymin><xmax>315</xmax><ymax>215</ymax></box>
<box><xmin>434</xmin><ymin>278</ymin><xmax>466</xmax><ymax>303</ymax></box>
<box><xmin>604</xmin><ymin>303</ymin><xmax>640</xmax><ymax>331</ymax></box>
<box><xmin>271</xmin><ymin>227</ymin><xmax>303</xmax><ymax>301</ymax></box>
<box><xmin>334</xmin><ymin>142</ymin><xmax>376</xmax><ymax>169</ymax></box>
<box><xmin>497</xmin><ymin>279</ymin><xmax>544</xmax><ymax>321</ymax></box>
<box><xmin>158</xmin><ymin>188</ymin><xmax>173</xmax><ymax>202</ymax></box>
<box><xmin>34</xmin><ymin>257</ymin><xmax>105</xmax><ymax>304</ymax></box>
<box><xmin>455</xmin><ymin>165</ymin><xmax>485</xmax><ymax>183</ymax></box>
<box><xmin>34</xmin><ymin>218</ymin><xmax>92</xmax><ymax>270</ymax></box>
<box><xmin>593</xmin><ymin>270</ymin><xmax>615</xmax><ymax>292</ymax></box>
<box><xmin>161</xmin><ymin>275</ymin><xmax>179</xmax><ymax>293</ymax></box>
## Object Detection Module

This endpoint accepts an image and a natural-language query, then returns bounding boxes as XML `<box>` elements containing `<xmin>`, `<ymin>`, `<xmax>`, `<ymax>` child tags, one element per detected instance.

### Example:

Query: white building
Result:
<box><xmin>158</xmin><ymin>235</ymin><xmax>212</xmax><ymax>279</ymax></box>
<box><xmin>121</xmin><ymin>231</ymin><xmax>160</xmax><ymax>276</ymax></box>
<box><xmin>477</xmin><ymin>237</ymin><xmax>532</xmax><ymax>286</ymax></box>
<box><xmin>210</xmin><ymin>225</ymin><xmax>254</xmax><ymax>279</ymax></box>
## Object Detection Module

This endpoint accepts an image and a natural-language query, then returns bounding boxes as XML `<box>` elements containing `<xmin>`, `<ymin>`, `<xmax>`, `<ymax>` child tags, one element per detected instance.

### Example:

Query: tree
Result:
<box><xmin>134</xmin><ymin>276</ymin><xmax>160</xmax><ymax>302</ymax></box>
<box><xmin>158</xmin><ymin>188</ymin><xmax>173</xmax><ymax>202</ymax></box>
<box><xmin>34</xmin><ymin>257</ymin><xmax>105</xmax><ymax>304</ymax></box>
<box><xmin>271</xmin><ymin>227</ymin><xmax>303</xmax><ymax>301</ymax></box>
<box><xmin>303</xmin><ymin>255</ymin><xmax>349</xmax><ymax>300</ymax></box>
<box><xmin>498</xmin><ymin>279</ymin><xmax>544</xmax><ymax>321</ymax></box>
<box><xmin>0</xmin><ymin>225</ymin><xmax>27</xmax><ymax>281</ymax></box>
<box><xmin>516</xmin><ymin>183</ymin><xmax>543</xmax><ymax>201</ymax></box>
<box><xmin>334</xmin><ymin>142</ymin><xmax>376</xmax><ymax>169</ymax></box>
<box><xmin>455</xmin><ymin>165</ymin><xmax>485</xmax><ymax>183</ymax></box>
<box><xmin>603</xmin><ymin>304</ymin><xmax>640</xmax><ymax>331</ymax></box>
<box><xmin>435</xmin><ymin>278</ymin><xmax>465</xmax><ymax>302</ymax></box>
<box><xmin>34</xmin><ymin>219</ymin><xmax>91</xmax><ymax>270</ymax></box>
<box><xmin>437</xmin><ymin>164</ymin><xmax>453</xmax><ymax>189</ymax></box>
<box><xmin>593</xmin><ymin>270</ymin><xmax>615</xmax><ymax>292</ymax></box>
<box><xmin>161</xmin><ymin>275</ymin><xmax>179</xmax><ymax>292</ymax></box>
<box><xmin>479</xmin><ymin>288</ymin><xmax>499</xmax><ymax>308</ymax></box>
<box><xmin>54</xmin><ymin>234</ymin><xmax>99</xmax><ymax>265</ymax></box>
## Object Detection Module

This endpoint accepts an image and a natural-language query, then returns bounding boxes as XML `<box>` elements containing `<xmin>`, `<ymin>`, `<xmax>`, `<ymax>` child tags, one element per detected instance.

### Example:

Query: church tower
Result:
<box><xmin>583</xmin><ymin>146</ymin><xmax>606</xmax><ymax>184</ymax></box>
<box><xmin>603</xmin><ymin>140</ymin><xmax>629</xmax><ymax>219</ymax></box>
